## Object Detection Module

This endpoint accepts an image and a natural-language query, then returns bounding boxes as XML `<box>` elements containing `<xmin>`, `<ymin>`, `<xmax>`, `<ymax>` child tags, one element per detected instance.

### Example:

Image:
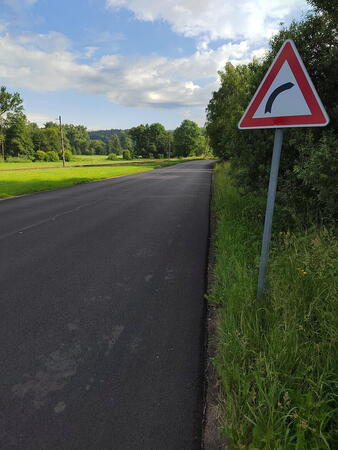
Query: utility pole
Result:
<box><xmin>59</xmin><ymin>115</ymin><xmax>66</xmax><ymax>167</ymax></box>
<box><xmin>0</xmin><ymin>118</ymin><xmax>5</xmax><ymax>161</ymax></box>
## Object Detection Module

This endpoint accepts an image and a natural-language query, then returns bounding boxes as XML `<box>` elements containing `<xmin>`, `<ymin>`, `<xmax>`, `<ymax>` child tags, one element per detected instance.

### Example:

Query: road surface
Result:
<box><xmin>0</xmin><ymin>160</ymin><xmax>213</xmax><ymax>449</ymax></box>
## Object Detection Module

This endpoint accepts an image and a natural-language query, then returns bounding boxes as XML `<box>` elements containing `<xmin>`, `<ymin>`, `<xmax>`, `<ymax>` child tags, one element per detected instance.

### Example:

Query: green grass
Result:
<box><xmin>0</xmin><ymin>161</ymin><xmax>178</xmax><ymax>198</ymax></box>
<box><xmin>210</xmin><ymin>162</ymin><xmax>338</xmax><ymax>449</ymax></box>
<box><xmin>0</xmin><ymin>155</ymin><xmax>202</xmax><ymax>170</ymax></box>
<box><xmin>0</xmin><ymin>155</ymin><xmax>114</xmax><ymax>169</ymax></box>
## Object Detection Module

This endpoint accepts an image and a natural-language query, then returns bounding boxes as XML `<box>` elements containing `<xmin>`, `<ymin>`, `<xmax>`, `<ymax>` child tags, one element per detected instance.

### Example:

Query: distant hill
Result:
<box><xmin>88</xmin><ymin>129</ymin><xmax>122</xmax><ymax>143</ymax></box>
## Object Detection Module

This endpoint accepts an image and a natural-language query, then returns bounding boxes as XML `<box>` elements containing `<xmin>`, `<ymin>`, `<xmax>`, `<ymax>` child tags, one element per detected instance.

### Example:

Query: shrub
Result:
<box><xmin>35</xmin><ymin>150</ymin><xmax>47</xmax><ymax>161</ymax></box>
<box><xmin>45</xmin><ymin>151</ymin><xmax>59</xmax><ymax>162</ymax></box>
<box><xmin>64</xmin><ymin>150</ymin><xmax>73</xmax><ymax>162</ymax></box>
<box><xmin>294</xmin><ymin>131</ymin><xmax>338</xmax><ymax>222</ymax></box>
<box><xmin>157</xmin><ymin>154</ymin><xmax>164</xmax><ymax>159</ymax></box>
<box><xmin>107</xmin><ymin>153</ymin><xmax>118</xmax><ymax>160</ymax></box>
<box><xmin>122</xmin><ymin>150</ymin><xmax>132</xmax><ymax>160</ymax></box>
<box><xmin>148</xmin><ymin>153</ymin><xmax>154</xmax><ymax>159</ymax></box>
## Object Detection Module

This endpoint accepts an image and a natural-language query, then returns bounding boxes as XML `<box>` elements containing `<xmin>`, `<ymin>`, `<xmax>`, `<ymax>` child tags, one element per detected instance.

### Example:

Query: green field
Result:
<box><xmin>0</xmin><ymin>161</ymin><xmax>179</xmax><ymax>198</ymax></box>
<box><xmin>210</xmin><ymin>163</ymin><xmax>337</xmax><ymax>449</ymax></box>
<box><xmin>0</xmin><ymin>154</ymin><xmax>109</xmax><ymax>169</ymax></box>
<box><xmin>0</xmin><ymin>155</ymin><xmax>200</xmax><ymax>170</ymax></box>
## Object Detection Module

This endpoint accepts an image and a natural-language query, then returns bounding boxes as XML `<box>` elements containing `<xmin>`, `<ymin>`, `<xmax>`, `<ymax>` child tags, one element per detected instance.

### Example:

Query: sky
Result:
<box><xmin>0</xmin><ymin>0</ymin><xmax>310</xmax><ymax>130</ymax></box>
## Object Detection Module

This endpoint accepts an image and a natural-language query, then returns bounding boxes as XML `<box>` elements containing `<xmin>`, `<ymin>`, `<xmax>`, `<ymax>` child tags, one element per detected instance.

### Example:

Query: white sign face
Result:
<box><xmin>252</xmin><ymin>61</ymin><xmax>311</xmax><ymax>118</ymax></box>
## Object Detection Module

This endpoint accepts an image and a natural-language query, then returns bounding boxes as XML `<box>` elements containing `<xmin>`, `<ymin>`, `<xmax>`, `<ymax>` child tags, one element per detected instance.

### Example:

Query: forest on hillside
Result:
<box><xmin>0</xmin><ymin>92</ymin><xmax>211</xmax><ymax>162</ymax></box>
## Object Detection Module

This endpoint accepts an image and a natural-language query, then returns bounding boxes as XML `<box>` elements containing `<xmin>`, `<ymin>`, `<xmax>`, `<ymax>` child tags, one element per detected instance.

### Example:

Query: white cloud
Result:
<box><xmin>16</xmin><ymin>31</ymin><xmax>70</xmax><ymax>52</ymax></box>
<box><xmin>85</xmin><ymin>46</ymin><xmax>98</xmax><ymax>58</ymax></box>
<box><xmin>0</xmin><ymin>22</ymin><xmax>8</xmax><ymax>33</ymax></box>
<box><xmin>26</xmin><ymin>112</ymin><xmax>53</xmax><ymax>126</ymax></box>
<box><xmin>0</xmin><ymin>31</ymin><xmax>260</xmax><ymax>109</ymax></box>
<box><xmin>100</xmin><ymin>54</ymin><xmax>120</xmax><ymax>67</ymax></box>
<box><xmin>106</xmin><ymin>0</ymin><xmax>308</xmax><ymax>42</ymax></box>
<box><xmin>2</xmin><ymin>0</ymin><xmax>38</xmax><ymax>10</ymax></box>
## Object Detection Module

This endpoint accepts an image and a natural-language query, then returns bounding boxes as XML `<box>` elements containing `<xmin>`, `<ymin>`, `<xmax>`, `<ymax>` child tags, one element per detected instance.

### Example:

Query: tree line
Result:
<box><xmin>0</xmin><ymin>91</ymin><xmax>211</xmax><ymax>161</ymax></box>
<box><xmin>206</xmin><ymin>0</ymin><xmax>337</xmax><ymax>224</ymax></box>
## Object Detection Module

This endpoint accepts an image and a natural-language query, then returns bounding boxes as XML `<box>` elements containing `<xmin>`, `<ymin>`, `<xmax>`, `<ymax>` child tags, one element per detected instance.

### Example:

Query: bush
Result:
<box><xmin>157</xmin><ymin>154</ymin><xmax>164</xmax><ymax>159</ymax></box>
<box><xmin>122</xmin><ymin>150</ymin><xmax>132</xmax><ymax>160</ymax></box>
<box><xmin>64</xmin><ymin>150</ymin><xmax>73</xmax><ymax>162</ymax></box>
<box><xmin>107</xmin><ymin>153</ymin><xmax>118</xmax><ymax>160</ymax></box>
<box><xmin>34</xmin><ymin>150</ymin><xmax>47</xmax><ymax>161</ymax></box>
<box><xmin>45</xmin><ymin>151</ymin><xmax>59</xmax><ymax>162</ymax></box>
<box><xmin>148</xmin><ymin>153</ymin><xmax>154</xmax><ymax>159</ymax></box>
<box><xmin>294</xmin><ymin>131</ymin><xmax>338</xmax><ymax>222</ymax></box>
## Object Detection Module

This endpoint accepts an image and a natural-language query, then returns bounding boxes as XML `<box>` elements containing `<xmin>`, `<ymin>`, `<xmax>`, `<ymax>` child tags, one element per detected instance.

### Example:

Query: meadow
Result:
<box><xmin>210</xmin><ymin>162</ymin><xmax>337</xmax><ymax>449</ymax></box>
<box><xmin>0</xmin><ymin>160</ymin><xmax>181</xmax><ymax>198</ymax></box>
<box><xmin>0</xmin><ymin>155</ymin><xmax>194</xmax><ymax>170</ymax></box>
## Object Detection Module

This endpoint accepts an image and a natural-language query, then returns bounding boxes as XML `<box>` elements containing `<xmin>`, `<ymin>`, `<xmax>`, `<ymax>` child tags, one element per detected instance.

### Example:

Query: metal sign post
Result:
<box><xmin>257</xmin><ymin>129</ymin><xmax>284</xmax><ymax>297</ymax></box>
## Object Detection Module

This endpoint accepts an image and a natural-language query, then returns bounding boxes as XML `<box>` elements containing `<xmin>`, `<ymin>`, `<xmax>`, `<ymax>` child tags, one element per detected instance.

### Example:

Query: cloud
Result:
<box><xmin>26</xmin><ymin>112</ymin><xmax>53</xmax><ymax>126</ymax></box>
<box><xmin>16</xmin><ymin>31</ymin><xmax>71</xmax><ymax>52</ymax></box>
<box><xmin>106</xmin><ymin>0</ymin><xmax>308</xmax><ymax>43</ymax></box>
<box><xmin>85</xmin><ymin>46</ymin><xmax>98</xmax><ymax>58</ymax></box>
<box><xmin>0</xmin><ymin>22</ymin><xmax>8</xmax><ymax>33</ymax></box>
<box><xmin>0</xmin><ymin>31</ymin><xmax>263</xmax><ymax>109</ymax></box>
<box><xmin>2</xmin><ymin>0</ymin><xmax>38</xmax><ymax>10</ymax></box>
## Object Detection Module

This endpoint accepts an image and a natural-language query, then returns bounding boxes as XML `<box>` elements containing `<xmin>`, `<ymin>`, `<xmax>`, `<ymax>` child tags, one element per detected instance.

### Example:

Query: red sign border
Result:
<box><xmin>238</xmin><ymin>40</ymin><xmax>329</xmax><ymax>129</ymax></box>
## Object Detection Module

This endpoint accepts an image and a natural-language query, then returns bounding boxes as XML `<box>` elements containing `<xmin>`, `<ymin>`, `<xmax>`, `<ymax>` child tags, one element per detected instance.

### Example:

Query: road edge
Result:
<box><xmin>202</xmin><ymin>165</ymin><xmax>228</xmax><ymax>450</ymax></box>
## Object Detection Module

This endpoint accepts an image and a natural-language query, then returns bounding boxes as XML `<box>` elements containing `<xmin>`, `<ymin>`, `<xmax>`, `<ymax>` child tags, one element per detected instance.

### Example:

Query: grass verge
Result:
<box><xmin>210</xmin><ymin>162</ymin><xmax>337</xmax><ymax>449</ymax></box>
<box><xmin>0</xmin><ymin>161</ymin><xmax>179</xmax><ymax>198</ymax></box>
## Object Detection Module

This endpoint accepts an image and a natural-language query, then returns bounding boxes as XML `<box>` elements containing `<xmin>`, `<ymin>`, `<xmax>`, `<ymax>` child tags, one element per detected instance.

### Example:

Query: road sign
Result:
<box><xmin>238</xmin><ymin>39</ymin><xmax>329</xmax><ymax>129</ymax></box>
<box><xmin>237</xmin><ymin>39</ymin><xmax>329</xmax><ymax>298</ymax></box>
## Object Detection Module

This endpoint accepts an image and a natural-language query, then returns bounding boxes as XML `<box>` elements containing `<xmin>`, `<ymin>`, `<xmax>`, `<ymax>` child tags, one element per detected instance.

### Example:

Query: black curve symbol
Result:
<box><xmin>265</xmin><ymin>82</ymin><xmax>294</xmax><ymax>113</ymax></box>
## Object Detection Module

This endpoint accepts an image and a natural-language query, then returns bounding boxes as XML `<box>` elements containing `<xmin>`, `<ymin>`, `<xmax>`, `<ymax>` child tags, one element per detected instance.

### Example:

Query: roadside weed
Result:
<box><xmin>211</xmin><ymin>163</ymin><xmax>337</xmax><ymax>449</ymax></box>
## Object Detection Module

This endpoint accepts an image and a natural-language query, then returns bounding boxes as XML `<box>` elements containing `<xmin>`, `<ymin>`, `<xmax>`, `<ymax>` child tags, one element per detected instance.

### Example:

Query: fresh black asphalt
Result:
<box><xmin>0</xmin><ymin>160</ymin><xmax>213</xmax><ymax>449</ymax></box>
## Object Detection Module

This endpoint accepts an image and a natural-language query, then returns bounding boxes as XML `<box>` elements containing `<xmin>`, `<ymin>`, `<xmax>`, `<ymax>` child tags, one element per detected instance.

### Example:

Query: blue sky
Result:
<box><xmin>0</xmin><ymin>0</ymin><xmax>309</xmax><ymax>129</ymax></box>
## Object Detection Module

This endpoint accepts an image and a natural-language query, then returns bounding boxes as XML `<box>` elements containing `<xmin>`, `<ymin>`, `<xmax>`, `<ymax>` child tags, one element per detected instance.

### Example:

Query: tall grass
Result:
<box><xmin>211</xmin><ymin>163</ymin><xmax>338</xmax><ymax>449</ymax></box>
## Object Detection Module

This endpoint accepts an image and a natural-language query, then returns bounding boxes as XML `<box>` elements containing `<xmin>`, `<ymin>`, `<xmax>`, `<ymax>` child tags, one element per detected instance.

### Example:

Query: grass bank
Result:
<box><xmin>0</xmin><ymin>161</ymin><xmax>179</xmax><ymax>198</ymax></box>
<box><xmin>210</xmin><ymin>163</ymin><xmax>337</xmax><ymax>449</ymax></box>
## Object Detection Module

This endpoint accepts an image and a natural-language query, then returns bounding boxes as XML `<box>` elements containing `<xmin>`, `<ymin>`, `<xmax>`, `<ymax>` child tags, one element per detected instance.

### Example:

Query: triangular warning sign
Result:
<box><xmin>238</xmin><ymin>39</ymin><xmax>329</xmax><ymax>129</ymax></box>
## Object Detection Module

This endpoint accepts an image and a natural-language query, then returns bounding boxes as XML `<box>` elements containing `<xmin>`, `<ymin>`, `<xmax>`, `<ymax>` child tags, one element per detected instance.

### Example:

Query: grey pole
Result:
<box><xmin>257</xmin><ymin>128</ymin><xmax>284</xmax><ymax>298</ymax></box>
<box><xmin>59</xmin><ymin>115</ymin><xmax>66</xmax><ymax>167</ymax></box>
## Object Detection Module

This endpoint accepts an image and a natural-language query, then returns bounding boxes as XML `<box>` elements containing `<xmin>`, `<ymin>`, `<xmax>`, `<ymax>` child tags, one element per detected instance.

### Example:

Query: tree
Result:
<box><xmin>0</xmin><ymin>86</ymin><xmax>24</xmax><ymax>160</ymax></box>
<box><xmin>5</xmin><ymin>113</ymin><xmax>34</xmax><ymax>159</ymax></box>
<box><xmin>307</xmin><ymin>0</ymin><xmax>338</xmax><ymax>22</ymax></box>
<box><xmin>108</xmin><ymin>135</ymin><xmax>122</xmax><ymax>154</ymax></box>
<box><xmin>119</xmin><ymin>131</ymin><xmax>134</xmax><ymax>152</ymax></box>
<box><xmin>148</xmin><ymin>123</ymin><xmax>168</xmax><ymax>157</ymax></box>
<box><xmin>173</xmin><ymin>120</ymin><xmax>202</xmax><ymax>157</ymax></box>
<box><xmin>64</xmin><ymin>124</ymin><xmax>90</xmax><ymax>154</ymax></box>
<box><xmin>195</xmin><ymin>135</ymin><xmax>209</xmax><ymax>156</ymax></box>
<box><xmin>129</xmin><ymin>124</ymin><xmax>149</xmax><ymax>157</ymax></box>
<box><xmin>88</xmin><ymin>129</ymin><xmax>121</xmax><ymax>144</ymax></box>
<box><xmin>90</xmin><ymin>139</ymin><xmax>107</xmax><ymax>155</ymax></box>
<box><xmin>37</xmin><ymin>123</ymin><xmax>71</xmax><ymax>156</ymax></box>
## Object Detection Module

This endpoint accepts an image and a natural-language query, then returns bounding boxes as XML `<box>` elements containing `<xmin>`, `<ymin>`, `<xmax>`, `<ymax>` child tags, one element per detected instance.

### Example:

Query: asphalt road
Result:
<box><xmin>0</xmin><ymin>160</ymin><xmax>213</xmax><ymax>450</ymax></box>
